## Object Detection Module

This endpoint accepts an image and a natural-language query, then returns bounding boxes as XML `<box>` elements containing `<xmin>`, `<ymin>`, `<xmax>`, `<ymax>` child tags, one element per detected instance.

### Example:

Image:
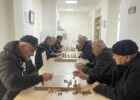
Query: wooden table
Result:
<box><xmin>15</xmin><ymin>57</ymin><xmax>109</xmax><ymax>100</ymax></box>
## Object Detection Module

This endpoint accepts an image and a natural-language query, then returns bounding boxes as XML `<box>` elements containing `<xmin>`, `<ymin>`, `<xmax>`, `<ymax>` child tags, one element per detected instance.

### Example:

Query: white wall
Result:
<box><xmin>41</xmin><ymin>0</ymin><xmax>57</xmax><ymax>41</ymax></box>
<box><xmin>13</xmin><ymin>0</ymin><xmax>42</xmax><ymax>39</ymax></box>
<box><xmin>0</xmin><ymin>0</ymin><xmax>43</xmax><ymax>50</ymax></box>
<box><xmin>89</xmin><ymin>0</ymin><xmax>108</xmax><ymax>42</ymax></box>
<box><xmin>0</xmin><ymin>0</ymin><xmax>11</xmax><ymax>51</ymax></box>
<box><xmin>59</xmin><ymin>12</ymin><xmax>91</xmax><ymax>47</ymax></box>
<box><xmin>106</xmin><ymin>0</ymin><xmax>120</xmax><ymax>47</ymax></box>
<box><xmin>89</xmin><ymin>0</ymin><xmax>120</xmax><ymax>47</ymax></box>
<box><xmin>7</xmin><ymin>0</ymin><xmax>15</xmax><ymax>41</ymax></box>
<box><xmin>119</xmin><ymin>0</ymin><xmax>140</xmax><ymax>47</ymax></box>
<box><xmin>13</xmin><ymin>0</ymin><xmax>24</xmax><ymax>39</ymax></box>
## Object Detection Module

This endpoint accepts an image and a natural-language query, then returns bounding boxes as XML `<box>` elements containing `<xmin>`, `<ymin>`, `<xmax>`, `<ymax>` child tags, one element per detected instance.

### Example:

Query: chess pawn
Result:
<box><xmin>57</xmin><ymin>92</ymin><xmax>62</xmax><ymax>96</ymax></box>
<box><xmin>64</xmin><ymin>79</ymin><xmax>68</xmax><ymax>83</ymax></box>
<box><xmin>71</xmin><ymin>55</ymin><xmax>73</xmax><ymax>58</ymax></box>
<box><xmin>73</xmin><ymin>75</ymin><xmax>75</xmax><ymax>79</ymax></box>
<box><xmin>64</xmin><ymin>53</ymin><xmax>66</xmax><ymax>58</ymax></box>
<box><xmin>62</xmin><ymin>53</ymin><xmax>65</xmax><ymax>57</ymax></box>
<box><xmin>74</xmin><ymin>80</ymin><xmax>77</xmax><ymax>85</ymax></box>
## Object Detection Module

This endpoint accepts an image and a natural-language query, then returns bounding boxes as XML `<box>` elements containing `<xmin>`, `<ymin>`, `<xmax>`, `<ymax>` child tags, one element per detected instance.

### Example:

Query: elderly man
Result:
<box><xmin>76</xmin><ymin>34</ymin><xmax>82</xmax><ymax>51</ymax></box>
<box><xmin>76</xmin><ymin>39</ymin><xmax>115</xmax><ymax>76</ymax></box>
<box><xmin>73</xmin><ymin>40</ymin><xmax>140</xmax><ymax>100</ymax></box>
<box><xmin>51</xmin><ymin>37</ymin><xmax>60</xmax><ymax>53</ymax></box>
<box><xmin>53</xmin><ymin>35</ymin><xmax>63</xmax><ymax>52</ymax></box>
<box><xmin>0</xmin><ymin>35</ymin><xmax>53</xmax><ymax>100</ymax></box>
<box><xmin>35</xmin><ymin>36</ymin><xmax>61</xmax><ymax>69</ymax></box>
<box><xmin>77</xmin><ymin>35</ymin><xmax>95</xmax><ymax>63</ymax></box>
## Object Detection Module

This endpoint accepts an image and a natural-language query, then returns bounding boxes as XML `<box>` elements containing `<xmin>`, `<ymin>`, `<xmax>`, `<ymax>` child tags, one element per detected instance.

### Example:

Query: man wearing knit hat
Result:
<box><xmin>73</xmin><ymin>39</ymin><xmax>140</xmax><ymax>100</ymax></box>
<box><xmin>0</xmin><ymin>35</ymin><xmax>53</xmax><ymax>100</ymax></box>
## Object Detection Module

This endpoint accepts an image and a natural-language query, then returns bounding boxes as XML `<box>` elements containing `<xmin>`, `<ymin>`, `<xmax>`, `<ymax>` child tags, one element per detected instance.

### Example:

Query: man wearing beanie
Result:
<box><xmin>0</xmin><ymin>35</ymin><xmax>53</xmax><ymax>100</ymax></box>
<box><xmin>73</xmin><ymin>39</ymin><xmax>140</xmax><ymax>100</ymax></box>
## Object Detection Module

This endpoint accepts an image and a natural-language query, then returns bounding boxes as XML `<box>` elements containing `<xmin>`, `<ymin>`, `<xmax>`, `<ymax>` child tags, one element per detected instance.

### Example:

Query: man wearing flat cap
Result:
<box><xmin>0</xmin><ymin>35</ymin><xmax>53</xmax><ymax>100</ymax></box>
<box><xmin>73</xmin><ymin>39</ymin><xmax>140</xmax><ymax>100</ymax></box>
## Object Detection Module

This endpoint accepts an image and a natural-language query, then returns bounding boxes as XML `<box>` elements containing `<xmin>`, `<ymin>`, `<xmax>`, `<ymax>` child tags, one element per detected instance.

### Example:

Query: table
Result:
<box><xmin>15</xmin><ymin>57</ymin><xmax>109</xmax><ymax>100</ymax></box>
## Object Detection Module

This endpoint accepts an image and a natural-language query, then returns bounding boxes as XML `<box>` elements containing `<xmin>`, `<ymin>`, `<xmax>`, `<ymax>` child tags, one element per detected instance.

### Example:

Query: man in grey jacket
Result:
<box><xmin>0</xmin><ymin>35</ymin><xmax>53</xmax><ymax>100</ymax></box>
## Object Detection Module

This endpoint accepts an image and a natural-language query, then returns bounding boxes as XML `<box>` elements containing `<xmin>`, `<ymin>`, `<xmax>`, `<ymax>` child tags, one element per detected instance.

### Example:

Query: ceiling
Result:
<box><xmin>56</xmin><ymin>0</ymin><xmax>102</xmax><ymax>12</ymax></box>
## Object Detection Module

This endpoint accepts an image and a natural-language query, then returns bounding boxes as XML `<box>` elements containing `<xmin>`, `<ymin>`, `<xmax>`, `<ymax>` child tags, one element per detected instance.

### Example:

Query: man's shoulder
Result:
<box><xmin>102</xmin><ymin>48</ymin><xmax>112</xmax><ymax>54</ymax></box>
<box><xmin>84</xmin><ymin>40</ymin><xmax>92</xmax><ymax>48</ymax></box>
<box><xmin>0</xmin><ymin>50</ymin><xmax>16</xmax><ymax>62</ymax></box>
<box><xmin>39</xmin><ymin>42</ymin><xmax>49</xmax><ymax>49</ymax></box>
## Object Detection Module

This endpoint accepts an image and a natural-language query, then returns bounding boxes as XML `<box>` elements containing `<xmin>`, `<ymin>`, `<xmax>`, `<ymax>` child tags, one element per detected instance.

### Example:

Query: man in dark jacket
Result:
<box><xmin>76</xmin><ymin>40</ymin><xmax>115</xmax><ymax>76</ymax></box>
<box><xmin>0</xmin><ymin>35</ymin><xmax>53</xmax><ymax>100</ymax></box>
<box><xmin>51</xmin><ymin>37</ymin><xmax>61</xmax><ymax>53</ymax></box>
<box><xmin>35</xmin><ymin>36</ymin><xmax>61</xmax><ymax>69</ymax></box>
<box><xmin>53</xmin><ymin>35</ymin><xmax>63</xmax><ymax>52</ymax></box>
<box><xmin>73</xmin><ymin>40</ymin><xmax>140</xmax><ymax>100</ymax></box>
<box><xmin>77</xmin><ymin>35</ymin><xmax>95</xmax><ymax>63</ymax></box>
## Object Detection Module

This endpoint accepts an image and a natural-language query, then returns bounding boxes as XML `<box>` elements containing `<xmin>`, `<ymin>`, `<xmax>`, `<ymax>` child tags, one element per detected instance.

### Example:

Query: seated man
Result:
<box><xmin>0</xmin><ymin>35</ymin><xmax>53</xmax><ymax>100</ymax></box>
<box><xmin>76</xmin><ymin>34</ymin><xmax>82</xmax><ymax>51</ymax></box>
<box><xmin>53</xmin><ymin>35</ymin><xmax>63</xmax><ymax>52</ymax></box>
<box><xmin>76</xmin><ymin>40</ymin><xmax>115</xmax><ymax>75</ymax></box>
<box><xmin>73</xmin><ymin>40</ymin><xmax>140</xmax><ymax>100</ymax></box>
<box><xmin>51</xmin><ymin>36</ymin><xmax>61</xmax><ymax>53</ymax></box>
<box><xmin>35</xmin><ymin>36</ymin><xmax>61</xmax><ymax>69</ymax></box>
<box><xmin>77</xmin><ymin>35</ymin><xmax>95</xmax><ymax>63</ymax></box>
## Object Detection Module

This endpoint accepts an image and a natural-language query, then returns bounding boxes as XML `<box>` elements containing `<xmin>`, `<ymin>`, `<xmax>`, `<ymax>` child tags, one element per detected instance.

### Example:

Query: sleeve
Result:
<box><xmin>85</xmin><ymin>63</ymin><xmax>95</xmax><ymax>68</ymax></box>
<box><xmin>92</xmin><ymin>53</ymin><xmax>114</xmax><ymax>74</ymax></box>
<box><xmin>45</xmin><ymin>51</ymin><xmax>57</xmax><ymax>59</ymax></box>
<box><xmin>0</xmin><ymin>59</ymin><xmax>43</xmax><ymax>92</ymax></box>
<box><xmin>82</xmin><ymin>44</ymin><xmax>94</xmax><ymax>61</ymax></box>
<box><xmin>35</xmin><ymin>48</ymin><xmax>44</xmax><ymax>70</ymax></box>
<box><xmin>87</xmin><ymin>72</ymin><xmax>112</xmax><ymax>84</ymax></box>
<box><xmin>94</xmin><ymin>65</ymin><xmax>140</xmax><ymax>100</ymax></box>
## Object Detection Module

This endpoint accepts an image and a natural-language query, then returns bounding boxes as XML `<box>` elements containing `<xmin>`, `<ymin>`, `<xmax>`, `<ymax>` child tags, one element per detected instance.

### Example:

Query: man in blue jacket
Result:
<box><xmin>77</xmin><ymin>35</ymin><xmax>95</xmax><ymax>63</ymax></box>
<box><xmin>35</xmin><ymin>36</ymin><xmax>61</xmax><ymax>69</ymax></box>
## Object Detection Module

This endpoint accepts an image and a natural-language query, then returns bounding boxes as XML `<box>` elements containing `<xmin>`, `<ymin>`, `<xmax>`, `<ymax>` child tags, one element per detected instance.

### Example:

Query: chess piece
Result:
<box><xmin>73</xmin><ymin>91</ymin><xmax>77</xmax><ymax>95</ymax></box>
<box><xmin>62</xmin><ymin>53</ymin><xmax>65</xmax><ymax>57</ymax></box>
<box><xmin>74</xmin><ymin>80</ymin><xmax>77</xmax><ymax>85</ymax></box>
<box><xmin>73</xmin><ymin>75</ymin><xmax>75</xmax><ymax>79</ymax></box>
<box><xmin>57</xmin><ymin>92</ymin><xmax>62</xmax><ymax>96</ymax></box>
<box><xmin>64</xmin><ymin>79</ymin><xmax>68</xmax><ymax>83</ymax></box>
<box><xmin>42</xmin><ymin>81</ymin><xmax>44</xmax><ymax>85</ymax></box>
<box><xmin>68</xmin><ymin>80</ymin><xmax>72</xmax><ymax>87</ymax></box>
<box><xmin>64</xmin><ymin>53</ymin><xmax>66</xmax><ymax>58</ymax></box>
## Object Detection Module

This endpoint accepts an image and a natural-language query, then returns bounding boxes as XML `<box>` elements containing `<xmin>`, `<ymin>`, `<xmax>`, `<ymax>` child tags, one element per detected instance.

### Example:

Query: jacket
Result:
<box><xmin>0</xmin><ymin>41</ymin><xmax>42</xmax><ymax>100</ymax></box>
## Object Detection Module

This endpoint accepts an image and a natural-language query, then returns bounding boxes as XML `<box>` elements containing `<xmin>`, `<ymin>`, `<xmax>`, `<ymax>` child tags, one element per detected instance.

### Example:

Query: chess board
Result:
<box><xmin>35</xmin><ymin>75</ymin><xmax>81</xmax><ymax>91</ymax></box>
<box><xmin>54</xmin><ymin>58</ymin><xmax>77</xmax><ymax>62</ymax></box>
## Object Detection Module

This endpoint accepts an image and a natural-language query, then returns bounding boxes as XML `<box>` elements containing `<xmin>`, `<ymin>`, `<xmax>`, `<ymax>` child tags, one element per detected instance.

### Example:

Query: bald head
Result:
<box><xmin>92</xmin><ymin>40</ymin><xmax>106</xmax><ymax>56</ymax></box>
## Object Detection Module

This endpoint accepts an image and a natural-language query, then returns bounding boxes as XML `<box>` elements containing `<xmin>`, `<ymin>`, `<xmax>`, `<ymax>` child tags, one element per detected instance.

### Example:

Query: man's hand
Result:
<box><xmin>75</xmin><ymin>63</ymin><xmax>85</xmax><ymax>70</ymax></box>
<box><xmin>42</xmin><ymin>73</ymin><xmax>53</xmax><ymax>81</ymax></box>
<box><xmin>81</xmin><ymin>82</ymin><xmax>100</xmax><ymax>92</ymax></box>
<box><xmin>56</xmin><ymin>53</ymin><xmax>62</xmax><ymax>56</ymax></box>
<box><xmin>73</xmin><ymin>70</ymin><xmax>89</xmax><ymax>80</ymax></box>
<box><xmin>91</xmin><ymin>82</ymin><xmax>100</xmax><ymax>89</ymax></box>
